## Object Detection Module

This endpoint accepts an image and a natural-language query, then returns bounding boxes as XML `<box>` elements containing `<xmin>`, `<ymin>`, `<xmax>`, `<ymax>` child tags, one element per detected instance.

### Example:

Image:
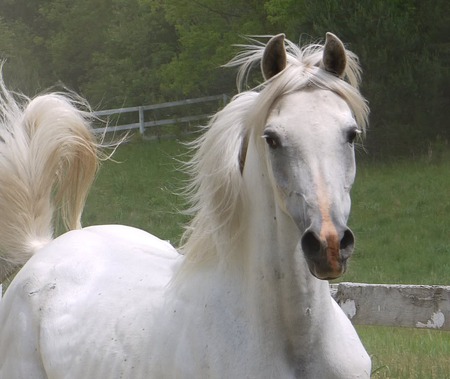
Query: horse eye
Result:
<box><xmin>346</xmin><ymin>128</ymin><xmax>359</xmax><ymax>144</ymax></box>
<box><xmin>263</xmin><ymin>131</ymin><xmax>281</xmax><ymax>149</ymax></box>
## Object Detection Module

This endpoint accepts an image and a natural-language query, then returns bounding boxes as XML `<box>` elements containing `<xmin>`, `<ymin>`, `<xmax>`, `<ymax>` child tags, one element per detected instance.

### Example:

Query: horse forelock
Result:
<box><xmin>178</xmin><ymin>35</ymin><xmax>368</xmax><ymax>275</ymax></box>
<box><xmin>230</xmin><ymin>36</ymin><xmax>368</xmax><ymax>135</ymax></box>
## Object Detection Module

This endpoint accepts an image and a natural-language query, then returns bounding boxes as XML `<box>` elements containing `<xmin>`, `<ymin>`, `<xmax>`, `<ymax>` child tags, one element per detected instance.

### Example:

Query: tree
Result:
<box><xmin>160</xmin><ymin>0</ymin><xmax>275</xmax><ymax>98</ymax></box>
<box><xmin>265</xmin><ymin>0</ymin><xmax>449</xmax><ymax>158</ymax></box>
<box><xmin>38</xmin><ymin>0</ymin><xmax>112</xmax><ymax>93</ymax></box>
<box><xmin>82</xmin><ymin>0</ymin><xmax>178</xmax><ymax>108</ymax></box>
<box><xmin>0</xmin><ymin>1</ymin><xmax>53</xmax><ymax>93</ymax></box>
<box><xmin>0</xmin><ymin>0</ymin><xmax>446</xmax><ymax>158</ymax></box>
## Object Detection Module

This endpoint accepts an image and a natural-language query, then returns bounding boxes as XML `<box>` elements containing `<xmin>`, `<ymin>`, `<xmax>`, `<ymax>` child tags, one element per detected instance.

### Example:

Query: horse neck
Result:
<box><xmin>238</xmin><ymin>136</ymin><xmax>333</xmax><ymax>349</ymax></box>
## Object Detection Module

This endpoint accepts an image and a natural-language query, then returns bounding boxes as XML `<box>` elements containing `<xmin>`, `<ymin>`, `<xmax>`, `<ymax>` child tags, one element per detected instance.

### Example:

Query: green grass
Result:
<box><xmin>83</xmin><ymin>139</ymin><xmax>189</xmax><ymax>244</ymax></box>
<box><xmin>359</xmin><ymin>326</ymin><xmax>450</xmax><ymax>378</ymax></box>
<box><xmin>82</xmin><ymin>139</ymin><xmax>450</xmax><ymax>379</ymax></box>
<box><xmin>346</xmin><ymin>155</ymin><xmax>450</xmax><ymax>378</ymax></box>
<box><xmin>345</xmin><ymin>156</ymin><xmax>450</xmax><ymax>285</ymax></box>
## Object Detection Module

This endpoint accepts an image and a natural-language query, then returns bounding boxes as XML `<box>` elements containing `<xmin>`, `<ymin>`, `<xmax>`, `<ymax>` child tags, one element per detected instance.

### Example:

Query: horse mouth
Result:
<box><xmin>305</xmin><ymin>256</ymin><xmax>348</xmax><ymax>280</ymax></box>
<box><xmin>301</xmin><ymin>228</ymin><xmax>354</xmax><ymax>280</ymax></box>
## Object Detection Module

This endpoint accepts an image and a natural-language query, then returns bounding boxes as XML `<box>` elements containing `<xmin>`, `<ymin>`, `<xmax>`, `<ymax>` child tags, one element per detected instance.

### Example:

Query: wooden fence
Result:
<box><xmin>92</xmin><ymin>94</ymin><xmax>228</xmax><ymax>136</ymax></box>
<box><xmin>1</xmin><ymin>282</ymin><xmax>448</xmax><ymax>330</ymax></box>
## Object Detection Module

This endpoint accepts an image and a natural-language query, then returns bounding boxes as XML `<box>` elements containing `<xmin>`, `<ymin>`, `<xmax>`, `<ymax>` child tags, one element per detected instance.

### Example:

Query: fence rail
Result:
<box><xmin>93</xmin><ymin>94</ymin><xmax>228</xmax><ymax>135</ymax></box>
<box><xmin>331</xmin><ymin>282</ymin><xmax>450</xmax><ymax>330</ymax></box>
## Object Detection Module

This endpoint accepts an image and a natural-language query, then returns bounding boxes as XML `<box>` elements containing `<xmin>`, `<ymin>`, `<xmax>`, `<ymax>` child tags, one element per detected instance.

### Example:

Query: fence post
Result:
<box><xmin>222</xmin><ymin>94</ymin><xmax>228</xmax><ymax>106</ymax></box>
<box><xmin>139</xmin><ymin>106</ymin><xmax>145</xmax><ymax>135</ymax></box>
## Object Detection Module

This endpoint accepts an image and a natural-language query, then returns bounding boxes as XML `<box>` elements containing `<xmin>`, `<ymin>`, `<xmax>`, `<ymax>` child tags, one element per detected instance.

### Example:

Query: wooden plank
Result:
<box><xmin>331</xmin><ymin>282</ymin><xmax>450</xmax><ymax>330</ymax></box>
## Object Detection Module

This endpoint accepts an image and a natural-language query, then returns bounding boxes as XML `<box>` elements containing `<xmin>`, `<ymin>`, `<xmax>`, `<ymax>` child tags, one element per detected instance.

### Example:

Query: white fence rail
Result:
<box><xmin>331</xmin><ymin>282</ymin><xmax>450</xmax><ymax>330</ymax></box>
<box><xmin>93</xmin><ymin>94</ymin><xmax>228</xmax><ymax>135</ymax></box>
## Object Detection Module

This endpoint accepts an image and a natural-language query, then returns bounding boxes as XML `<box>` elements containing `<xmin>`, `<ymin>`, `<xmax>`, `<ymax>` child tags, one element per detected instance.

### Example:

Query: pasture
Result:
<box><xmin>82</xmin><ymin>139</ymin><xmax>450</xmax><ymax>378</ymax></box>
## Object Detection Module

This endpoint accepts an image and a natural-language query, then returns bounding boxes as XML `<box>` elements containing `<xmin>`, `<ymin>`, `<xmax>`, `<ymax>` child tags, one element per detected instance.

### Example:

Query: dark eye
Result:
<box><xmin>263</xmin><ymin>131</ymin><xmax>281</xmax><ymax>149</ymax></box>
<box><xmin>346</xmin><ymin>128</ymin><xmax>360</xmax><ymax>144</ymax></box>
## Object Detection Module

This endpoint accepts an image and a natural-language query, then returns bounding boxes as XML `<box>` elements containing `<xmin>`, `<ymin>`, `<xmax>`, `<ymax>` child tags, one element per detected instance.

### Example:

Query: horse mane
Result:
<box><xmin>178</xmin><ymin>35</ymin><xmax>369</xmax><ymax>271</ymax></box>
<box><xmin>179</xmin><ymin>91</ymin><xmax>257</xmax><ymax>266</ymax></box>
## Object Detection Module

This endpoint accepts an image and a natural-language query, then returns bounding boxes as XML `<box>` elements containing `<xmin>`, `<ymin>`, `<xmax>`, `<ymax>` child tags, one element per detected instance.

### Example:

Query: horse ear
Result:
<box><xmin>261</xmin><ymin>34</ymin><xmax>287</xmax><ymax>80</ymax></box>
<box><xmin>321</xmin><ymin>32</ymin><xmax>347</xmax><ymax>78</ymax></box>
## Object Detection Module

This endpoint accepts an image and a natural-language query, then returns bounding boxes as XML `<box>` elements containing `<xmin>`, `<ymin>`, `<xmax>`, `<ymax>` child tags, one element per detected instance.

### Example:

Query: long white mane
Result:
<box><xmin>180</xmin><ymin>35</ymin><xmax>369</xmax><ymax>268</ymax></box>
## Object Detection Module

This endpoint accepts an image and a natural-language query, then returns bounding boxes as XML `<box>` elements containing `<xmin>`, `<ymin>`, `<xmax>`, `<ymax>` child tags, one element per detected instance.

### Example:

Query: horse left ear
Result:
<box><xmin>321</xmin><ymin>32</ymin><xmax>347</xmax><ymax>78</ymax></box>
<box><xmin>262</xmin><ymin>34</ymin><xmax>287</xmax><ymax>80</ymax></box>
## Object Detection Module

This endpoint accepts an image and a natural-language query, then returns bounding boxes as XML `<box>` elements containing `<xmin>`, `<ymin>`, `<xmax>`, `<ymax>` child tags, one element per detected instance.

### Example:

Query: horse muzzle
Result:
<box><xmin>300</xmin><ymin>227</ymin><xmax>355</xmax><ymax>280</ymax></box>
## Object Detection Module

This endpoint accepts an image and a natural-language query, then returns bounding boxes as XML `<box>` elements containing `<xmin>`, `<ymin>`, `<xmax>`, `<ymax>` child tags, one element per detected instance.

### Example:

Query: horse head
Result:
<box><xmin>259</xmin><ymin>33</ymin><xmax>363</xmax><ymax>280</ymax></box>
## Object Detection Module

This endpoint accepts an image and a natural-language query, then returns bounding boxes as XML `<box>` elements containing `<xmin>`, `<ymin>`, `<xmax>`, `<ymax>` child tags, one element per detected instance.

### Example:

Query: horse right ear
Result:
<box><xmin>261</xmin><ymin>34</ymin><xmax>287</xmax><ymax>80</ymax></box>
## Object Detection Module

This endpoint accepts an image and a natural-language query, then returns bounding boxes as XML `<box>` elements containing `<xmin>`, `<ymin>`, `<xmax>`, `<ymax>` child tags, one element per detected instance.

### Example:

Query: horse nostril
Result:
<box><xmin>301</xmin><ymin>230</ymin><xmax>322</xmax><ymax>256</ymax></box>
<box><xmin>340</xmin><ymin>229</ymin><xmax>355</xmax><ymax>253</ymax></box>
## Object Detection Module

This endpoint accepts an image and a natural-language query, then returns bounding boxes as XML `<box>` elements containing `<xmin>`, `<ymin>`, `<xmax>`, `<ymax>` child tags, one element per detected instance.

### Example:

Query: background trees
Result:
<box><xmin>0</xmin><ymin>0</ymin><xmax>448</xmax><ymax>158</ymax></box>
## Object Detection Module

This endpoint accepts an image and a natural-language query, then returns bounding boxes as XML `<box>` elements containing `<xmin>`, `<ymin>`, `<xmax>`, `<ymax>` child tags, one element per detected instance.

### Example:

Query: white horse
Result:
<box><xmin>0</xmin><ymin>33</ymin><xmax>371</xmax><ymax>378</ymax></box>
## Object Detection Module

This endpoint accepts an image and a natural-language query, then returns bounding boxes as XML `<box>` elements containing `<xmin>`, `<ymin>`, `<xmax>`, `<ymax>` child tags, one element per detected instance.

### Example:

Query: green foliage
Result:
<box><xmin>161</xmin><ymin>0</ymin><xmax>272</xmax><ymax>97</ymax></box>
<box><xmin>266</xmin><ymin>0</ymin><xmax>449</xmax><ymax>157</ymax></box>
<box><xmin>0</xmin><ymin>3</ymin><xmax>50</xmax><ymax>93</ymax></box>
<box><xmin>0</xmin><ymin>0</ymin><xmax>447</xmax><ymax>158</ymax></box>
<box><xmin>39</xmin><ymin>0</ymin><xmax>112</xmax><ymax>91</ymax></box>
<box><xmin>82</xmin><ymin>0</ymin><xmax>178</xmax><ymax>108</ymax></box>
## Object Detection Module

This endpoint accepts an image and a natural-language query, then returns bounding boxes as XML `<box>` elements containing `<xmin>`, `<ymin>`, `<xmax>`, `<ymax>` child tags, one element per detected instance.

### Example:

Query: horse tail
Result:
<box><xmin>0</xmin><ymin>77</ymin><xmax>99</xmax><ymax>282</ymax></box>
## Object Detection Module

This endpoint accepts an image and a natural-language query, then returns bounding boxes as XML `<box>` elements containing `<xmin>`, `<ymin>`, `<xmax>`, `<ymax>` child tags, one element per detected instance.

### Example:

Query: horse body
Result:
<box><xmin>1</xmin><ymin>226</ymin><xmax>367</xmax><ymax>378</ymax></box>
<box><xmin>0</xmin><ymin>33</ymin><xmax>371</xmax><ymax>378</ymax></box>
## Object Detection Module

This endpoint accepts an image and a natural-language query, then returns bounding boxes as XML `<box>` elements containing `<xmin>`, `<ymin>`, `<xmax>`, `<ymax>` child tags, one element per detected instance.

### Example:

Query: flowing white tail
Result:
<box><xmin>0</xmin><ymin>78</ymin><xmax>99</xmax><ymax>282</ymax></box>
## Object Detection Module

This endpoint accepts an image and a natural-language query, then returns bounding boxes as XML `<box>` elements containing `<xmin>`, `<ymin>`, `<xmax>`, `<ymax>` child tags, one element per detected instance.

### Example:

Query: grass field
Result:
<box><xmin>346</xmin><ymin>156</ymin><xmax>450</xmax><ymax>285</ymax></box>
<box><xmin>83</xmin><ymin>139</ymin><xmax>450</xmax><ymax>378</ymax></box>
<box><xmin>83</xmin><ymin>139</ymin><xmax>190</xmax><ymax>243</ymax></box>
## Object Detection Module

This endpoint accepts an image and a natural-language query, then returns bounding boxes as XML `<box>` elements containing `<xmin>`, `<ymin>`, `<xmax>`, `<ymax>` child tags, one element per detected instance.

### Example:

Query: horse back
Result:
<box><xmin>0</xmin><ymin>225</ymin><xmax>181</xmax><ymax>379</ymax></box>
